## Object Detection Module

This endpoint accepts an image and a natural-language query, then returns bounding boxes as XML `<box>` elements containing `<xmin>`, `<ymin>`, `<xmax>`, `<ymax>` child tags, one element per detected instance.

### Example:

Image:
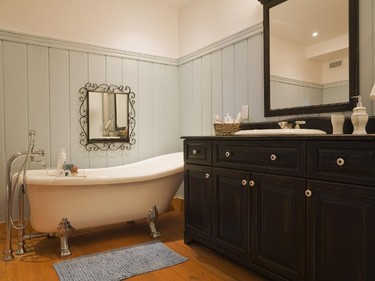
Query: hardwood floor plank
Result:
<box><xmin>0</xmin><ymin>256</ymin><xmax>5</xmax><ymax>280</ymax></box>
<box><xmin>1</xmin><ymin>209</ymin><xmax>268</xmax><ymax>281</ymax></box>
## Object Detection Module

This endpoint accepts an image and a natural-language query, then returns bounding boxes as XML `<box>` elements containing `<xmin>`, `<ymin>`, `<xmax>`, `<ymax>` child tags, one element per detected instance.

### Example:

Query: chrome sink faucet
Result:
<box><xmin>278</xmin><ymin>121</ymin><xmax>306</xmax><ymax>129</ymax></box>
<box><xmin>278</xmin><ymin>121</ymin><xmax>293</xmax><ymax>129</ymax></box>
<box><xmin>294</xmin><ymin>120</ymin><xmax>306</xmax><ymax>129</ymax></box>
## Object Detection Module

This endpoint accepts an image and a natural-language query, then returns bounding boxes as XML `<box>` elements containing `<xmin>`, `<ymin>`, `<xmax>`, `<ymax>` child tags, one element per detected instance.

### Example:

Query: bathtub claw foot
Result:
<box><xmin>147</xmin><ymin>206</ymin><xmax>161</xmax><ymax>238</ymax></box>
<box><xmin>56</xmin><ymin>218</ymin><xmax>74</xmax><ymax>257</ymax></box>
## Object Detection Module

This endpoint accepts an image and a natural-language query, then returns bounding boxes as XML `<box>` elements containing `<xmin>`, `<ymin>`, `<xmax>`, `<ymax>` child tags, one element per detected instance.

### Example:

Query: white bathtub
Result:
<box><xmin>23</xmin><ymin>152</ymin><xmax>184</xmax><ymax>256</ymax></box>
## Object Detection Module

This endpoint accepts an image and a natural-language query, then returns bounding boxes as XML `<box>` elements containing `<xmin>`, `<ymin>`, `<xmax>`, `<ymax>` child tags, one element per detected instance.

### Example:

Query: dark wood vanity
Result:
<box><xmin>182</xmin><ymin>134</ymin><xmax>375</xmax><ymax>281</ymax></box>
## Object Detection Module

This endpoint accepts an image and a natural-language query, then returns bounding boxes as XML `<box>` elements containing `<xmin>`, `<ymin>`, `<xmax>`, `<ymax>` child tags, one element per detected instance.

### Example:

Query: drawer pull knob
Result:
<box><xmin>336</xmin><ymin>158</ymin><xmax>345</xmax><ymax>166</ymax></box>
<box><xmin>249</xmin><ymin>180</ymin><xmax>255</xmax><ymax>187</ymax></box>
<box><xmin>205</xmin><ymin>173</ymin><xmax>210</xmax><ymax>179</ymax></box>
<box><xmin>241</xmin><ymin>180</ymin><xmax>247</xmax><ymax>186</ymax></box>
<box><xmin>305</xmin><ymin>190</ymin><xmax>312</xmax><ymax>197</ymax></box>
<box><xmin>270</xmin><ymin>154</ymin><xmax>277</xmax><ymax>161</ymax></box>
<box><xmin>192</xmin><ymin>149</ymin><xmax>198</xmax><ymax>155</ymax></box>
<box><xmin>225</xmin><ymin>151</ymin><xmax>231</xmax><ymax>157</ymax></box>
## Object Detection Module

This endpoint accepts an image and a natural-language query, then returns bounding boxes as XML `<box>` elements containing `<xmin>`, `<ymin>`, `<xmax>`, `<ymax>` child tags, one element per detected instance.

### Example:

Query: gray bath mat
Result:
<box><xmin>53</xmin><ymin>240</ymin><xmax>188</xmax><ymax>281</ymax></box>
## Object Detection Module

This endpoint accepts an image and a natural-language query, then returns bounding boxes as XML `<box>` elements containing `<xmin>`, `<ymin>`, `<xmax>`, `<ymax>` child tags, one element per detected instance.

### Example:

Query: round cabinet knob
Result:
<box><xmin>241</xmin><ymin>179</ymin><xmax>247</xmax><ymax>186</ymax></box>
<box><xmin>336</xmin><ymin>158</ymin><xmax>345</xmax><ymax>166</ymax></box>
<box><xmin>270</xmin><ymin>154</ymin><xmax>277</xmax><ymax>161</ymax></box>
<box><xmin>205</xmin><ymin>173</ymin><xmax>210</xmax><ymax>179</ymax></box>
<box><xmin>249</xmin><ymin>180</ymin><xmax>255</xmax><ymax>187</ymax></box>
<box><xmin>192</xmin><ymin>149</ymin><xmax>198</xmax><ymax>155</ymax></box>
<box><xmin>305</xmin><ymin>190</ymin><xmax>312</xmax><ymax>197</ymax></box>
<box><xmin>225</xmin><ymin>151</ymin><xmax>231</xmax><ymax>157</ymax></box>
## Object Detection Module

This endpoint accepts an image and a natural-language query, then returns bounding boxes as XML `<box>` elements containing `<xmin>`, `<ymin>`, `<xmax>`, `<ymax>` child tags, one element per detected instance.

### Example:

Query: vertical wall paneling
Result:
<box><xmin>178</xmin><ymin>63</ymin><xmax>185</xmax><ymax>138</ymax></box>
<box><xmin>69</xmin><ymin>51</ymin><xmax>89</xmax><ymax>169</ymax></box>
<box><xmin>3</xmin><ymin>41</ymin><xmax>28</xmax><ymax>165</ymax></box>
<box><xmin>234</xmin><ymin>40</ymin><xmax>248</xmax><ymax>117</ymax></box>
<box><xmin>106</xmin><ymin>56</ymin><xmax>123</xmax><ymax>86</ymax></box>
<box><xmin>49</xmin><ymin>48</ymin><xmax>70</xmax><ymax>167</ymax></box>
<box><xmin>247</xmin><ymin>34</ymin><xmax>271</xmax><ymax>122</ymax></box>
<box><xmin>201</xmin><ymin>54</ymin><xmax>213</xmax><ymax>135</ymax></box>
<box><xmin>88</xmin><ymin>54</ymin><xmax>107</xmax><ymax>167</ymax></box>
<box><xmin>192</xmin><ymin>58</ymin><xmax>202</xmax><ymax>135</ymax></box>
<box><xmin>0</xmin><ymin>34</ymin><xmax>182</xmax><ymax>222</ymax></box>
<box><xmin>211</xmin><ymin>50</ymin><xmax>223</xmax><ymax>122</ymax></box>
<box><xmin>0</xmin><ymin>41</ymin><xmax>5</xmax><ymax>216</ymax></box>
<box><xmin>222</xmin><ymin>45</ymin><xmax>235</xmax><ymax>117</ymax></box>
<box><xmin>271</xmin><ymin>79</ymin><xmax>326</xmax><ymax>109</ymax></box>
<box><xmin>179</xmin><ymin>62</ymin><xmax>194</xmax><ymax>136</ymax></box>
<box><xmin>168</xmin><ymin>65</ymin><xmax>182</xmax><ymax>198</ymax></box>
<box><xmin>138</xmin><ymin>61</ymin><xmax>153</xmax><ymax>160</ymax></box>
<box><xmin>165</xmin><ymin>65</ymin><xmax>180</xmax><ymax>151</ymax></box>
<box><xmin>122</xmin><ymin>59</ymin><xmax>139</xmax><ymax>164</ymax></box>
<box><xmin>27</xmin><ymin>45</ymin><xmax>51</xmax><ymax>168</ymax></box>
<box><xmin>106</xmin><ymin>55</ymin><xmax>124</xmax><ymax>166</ymax></box>
<box><xmin>88</xmin><ymin>54</ymin><xmax>106</xmax><ymax>84</ymax></box>
<box><xmin>178</xmin><ymin>31</ymin><xmax>279</xmax><ymax>127</ymax></box>
<box><xmin>3</xmin><ymin>41</ymin><xmax>28</xmax><ymax>218</ymax></box>
<box><xmin>152</xmin><ymin>63</ymin><xmax>167</xmax><ymax>156</ymax></box>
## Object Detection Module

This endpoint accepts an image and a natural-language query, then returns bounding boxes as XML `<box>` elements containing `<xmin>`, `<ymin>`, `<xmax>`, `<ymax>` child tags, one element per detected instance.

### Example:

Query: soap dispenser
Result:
<box><xmin>351</xmin><ymin>95</ymin><xmax>368</xmax><ymax>135</ymax></box>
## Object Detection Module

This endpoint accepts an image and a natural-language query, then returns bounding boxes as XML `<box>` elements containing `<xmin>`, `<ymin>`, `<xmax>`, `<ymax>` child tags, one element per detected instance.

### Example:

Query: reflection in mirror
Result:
<box><xmin>270</xmin><ymin>0</ymin><xmax>348</xmax><ymax>109</ymax></box>
<box><xmin>259</xmin><ymin>0</ymin><xmax>358</xmax><ymax>117</ymax></box>
<box><xmin>88</xmin><ymin>92</ymin><xmax>129</xmax><ymax>139</ymax></box>
<box><xmin>115</xmin><ymin>94</ymin><xmax>129</xmax><ymax>131</ymax></box>
<box><xmin>79</xmin><ymin>83</ymin><xmax>135</xmax><ymax>151</ymax></box>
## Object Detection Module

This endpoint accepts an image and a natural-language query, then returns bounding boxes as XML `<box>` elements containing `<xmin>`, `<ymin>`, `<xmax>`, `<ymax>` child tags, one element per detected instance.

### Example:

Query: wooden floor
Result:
<box><xmin>1</xmin><ymin>208</ymin><xmax>268</xmax><ymax>281</ymax></box>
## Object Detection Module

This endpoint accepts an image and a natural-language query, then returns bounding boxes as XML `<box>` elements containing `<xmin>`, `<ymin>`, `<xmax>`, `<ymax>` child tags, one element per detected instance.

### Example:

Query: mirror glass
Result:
<box><xmin>79</xmin><ymin>83</ymin><xmax>136</xmax><ymax>151</ymax></box>
<box><xmin>88</xmin><ymin>92</ymin><xmax>129</xmax><ymax>140</ymax></box>
<box><xmin>260</xmin><ymin>0</ymin><xmax>358</xmax><ymax>116</ymax></box>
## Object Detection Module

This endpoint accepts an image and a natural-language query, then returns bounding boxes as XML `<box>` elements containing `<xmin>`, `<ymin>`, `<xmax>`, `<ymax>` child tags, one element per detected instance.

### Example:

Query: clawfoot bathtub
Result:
<box><xmin>24</xmin><ymin>152</ymin><xmax>184</xmax><ymax>257</ymax></box>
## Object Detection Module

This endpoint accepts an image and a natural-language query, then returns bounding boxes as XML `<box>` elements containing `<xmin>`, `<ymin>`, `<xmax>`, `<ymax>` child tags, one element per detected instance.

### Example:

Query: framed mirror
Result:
<box><xmin>258</xmin><ymin>0</ymin><xmax>359</xmax><ymax>117</ymax></box>
<box><xmin>79</xmin><ymin>83</ymin><xmax>136</xmax><ymax>151</ymax></box>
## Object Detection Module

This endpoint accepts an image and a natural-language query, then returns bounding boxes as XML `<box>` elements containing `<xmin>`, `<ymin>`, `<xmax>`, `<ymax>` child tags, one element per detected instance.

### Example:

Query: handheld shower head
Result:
<box><xmin>28</xmin><ymin>129</ymin><xmax>36</xmax><ymax>152</ymax></box>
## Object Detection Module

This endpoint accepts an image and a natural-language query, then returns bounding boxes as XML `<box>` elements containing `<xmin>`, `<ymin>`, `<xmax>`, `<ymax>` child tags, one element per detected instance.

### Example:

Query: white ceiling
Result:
<box><xmin>145</xmin><ymin>0</ymin><xmax>193</xmax><ymax>9</ymax></box>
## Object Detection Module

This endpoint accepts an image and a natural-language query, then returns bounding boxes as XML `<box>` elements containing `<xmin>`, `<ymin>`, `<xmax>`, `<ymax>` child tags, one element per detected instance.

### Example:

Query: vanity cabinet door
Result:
<box><xmin>184</xmin><ymin>164</ymin><xmax>213</xmax><ymax>244</ymax></box>
<box><xmin>307</xmin><ymin>180</ymin><xmax>375</xmax><ymax>281</ymax></box>
<box><xmin>212</xmin><ymin>167</ymin><xmax>250</xmax><ymax>260</ymax></box>
<box><xmin>251</xmin><ymin>172</ymin><xmax>306</xmax><ymax>281</ymax></box>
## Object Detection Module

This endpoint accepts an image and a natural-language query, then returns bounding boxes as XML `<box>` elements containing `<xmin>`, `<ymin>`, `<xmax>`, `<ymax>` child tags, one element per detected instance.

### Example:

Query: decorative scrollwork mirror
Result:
<box><xmin>79</xmin><ymin>82</ymin><xmax>136</xmax><ymax>151</ymax></box>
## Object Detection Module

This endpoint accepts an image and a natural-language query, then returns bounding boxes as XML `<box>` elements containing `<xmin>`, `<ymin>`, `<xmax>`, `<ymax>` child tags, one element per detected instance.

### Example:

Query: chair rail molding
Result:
<box><xmin>178</xmin><ymin>23</ymin><xmax>263</xmax><ymax>65</ymax></box>
<box><xmin>0</xmin><ymin>28</ymin><xmax>177</xmax><ymax>66</ymax></box>
<box><xmin>0</xmin><ymin>23</ymin><xmax>263</xmax><ymax>67</ymax></box>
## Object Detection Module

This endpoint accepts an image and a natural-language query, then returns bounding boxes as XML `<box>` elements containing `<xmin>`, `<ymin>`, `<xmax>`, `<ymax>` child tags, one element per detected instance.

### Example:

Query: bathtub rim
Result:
<box><xmin>21</xmin><ymin>152</ymin><xmax>184</xmax><ymax>186</ymax></box>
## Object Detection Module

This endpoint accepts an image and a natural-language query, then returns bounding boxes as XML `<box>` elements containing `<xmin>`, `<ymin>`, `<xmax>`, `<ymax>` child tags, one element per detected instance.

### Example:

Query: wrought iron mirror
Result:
<box><xmin>79</xmin><ymin>83</ymin><xmax>136</xmax><ymax>151</ymax></box>
<box><xmin>258</xmin><ymin>0</ymin><xmax>359</xmax><ymax>117</ymax></box>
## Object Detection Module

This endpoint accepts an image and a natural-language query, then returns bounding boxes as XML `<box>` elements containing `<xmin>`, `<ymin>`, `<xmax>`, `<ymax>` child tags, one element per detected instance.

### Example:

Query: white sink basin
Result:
<box><xmin>234</xmin><ymin>128</ymin><xmax>327</xmax><ymax>135</ymax></box>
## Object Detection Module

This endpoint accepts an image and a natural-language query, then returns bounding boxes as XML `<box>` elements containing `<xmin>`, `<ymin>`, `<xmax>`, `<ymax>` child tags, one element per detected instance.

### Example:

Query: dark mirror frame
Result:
<box><xmin>258</xmin><ymin>0</ymin><xmax>359</xmax><ymax>117</ymax></box>
<box><xmin>79</xmin><ymin>82</ymin><xmax>136</xmax><ymax>151</ymax></box>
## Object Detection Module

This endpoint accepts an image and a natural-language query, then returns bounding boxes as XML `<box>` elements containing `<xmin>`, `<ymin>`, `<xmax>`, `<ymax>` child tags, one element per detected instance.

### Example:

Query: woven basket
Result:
<box><xmin>213</xmin><ymin>123</ymin><xmax>241</xmax><ymax>136</ymax></box>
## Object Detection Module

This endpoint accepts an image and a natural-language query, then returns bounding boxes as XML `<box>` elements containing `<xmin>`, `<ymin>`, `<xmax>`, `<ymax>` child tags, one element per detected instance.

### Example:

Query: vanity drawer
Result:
<box><xmin>213</xmin><ymin>141</ymin><xmax>305</xmax><ymax>176</ymax></box>
<box><xmin>307</xmin><ymin>141</ymin><xmax>375</xmax><ymax>186</ymax></box>
<box><xmin>184</xmin><ymin>140</ymin><xmax>212</xmax><ymax>165</ymax></box>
